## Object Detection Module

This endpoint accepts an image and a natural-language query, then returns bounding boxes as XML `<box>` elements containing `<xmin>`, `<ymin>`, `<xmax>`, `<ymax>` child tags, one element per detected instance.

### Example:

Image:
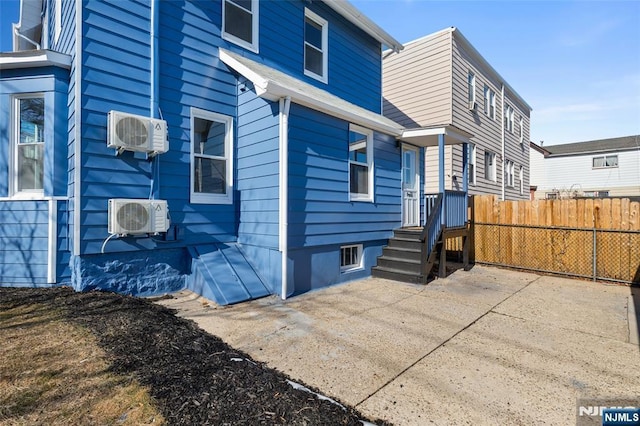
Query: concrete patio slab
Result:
<box><xmin>157</xmin><ymin>265</ymin><xmax>640</xmax><ymax>425</ymax></box>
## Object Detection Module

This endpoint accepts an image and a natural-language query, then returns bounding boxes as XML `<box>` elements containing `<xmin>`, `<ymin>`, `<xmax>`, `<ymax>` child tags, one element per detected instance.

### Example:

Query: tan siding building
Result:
<box><xmin>383</xmin><ymin>27</ymin><xmax>532</xmax><ymax>200</ymax></box>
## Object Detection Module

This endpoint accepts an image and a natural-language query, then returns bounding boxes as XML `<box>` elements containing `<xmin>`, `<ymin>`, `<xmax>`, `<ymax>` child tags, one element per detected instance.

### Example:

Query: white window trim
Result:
<box><xmin>483</xmin><ymin>85</ymin><xmax>490</xmax><ymax>116</ymax></box>
<box><xmin>485</xmin><ymin>150</ymin><xmax>496</xmax><ymax>183</ymax></box>
<box><xmin>11</xmin><ymin>93</ymin><xmax>46</xmax><ymax>199</ymax></box>
<box><xmin>469</xmin><ymin>143</ymin><xmax>476</xmax><ymax>185</ymax></box>
<box><xmin>519</xmin><ymin>116</ymin><xmax>524</xmax><ymax>144</ymax></box>
<box><xmin>468</xmin><ymin>72</ymin><xmax>476</xmax><ymax>104</ymax></box>
<box><xmin>304</xmin><ymin>8</ymin><xmax>328</xmax><ymax>84</ymax></box>
<box><xmin>592</xmin><ymin>155</ymin><xmax>618</xmax><ymax>169</ymax></box>
<box><xmin>348</xmin><ymin>124</ymin><xmax>374</xmax><ymax>202</ymax></box>
<box><xmin>190</xmin><ymin>107</ymin><xmax>234</xmax><ymax>204</ymax></box>
<box><xmin>519</xmin><ymin>165</ymin><xmax>524</xmax><ymax>195</ymax></box>
<box><xmin>222</xmin><ymin>0</ymin><xmax>259</xmax><ymax>53</ymax></box>
<box><xmin>340</xmin><ymin>244</ymin><xmax>363</xmax><ymax>273</ymax></box>
<box><xmin>490</xmin><ymin>90</ymin><xmax>496</xmax><ymax>120</ymax></box>
<box><xmin>505</xmin><ymin>160</ymin><xmax>515</xmax><ymax>187</ymax></box>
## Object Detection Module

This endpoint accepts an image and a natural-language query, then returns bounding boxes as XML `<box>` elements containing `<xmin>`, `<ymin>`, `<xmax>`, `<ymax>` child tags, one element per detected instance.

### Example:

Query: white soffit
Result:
<box><xmin>219</xmin><ymin>49</ymin><xmax>404</xmax><ymax>136</ymax></box>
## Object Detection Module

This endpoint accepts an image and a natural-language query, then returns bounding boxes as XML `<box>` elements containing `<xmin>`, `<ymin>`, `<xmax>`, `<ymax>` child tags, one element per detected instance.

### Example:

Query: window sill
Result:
<box><xmin>340</xmin><ymin>266</ymin><xmax>364</xmax><ymax>274</ymax></box>
<box><xmin>222</xmin><ymin>33</ymin><xmax>259</xmax><ymax>54</ymax></box>
<box><xmin>304</xmin><ymin>69</ymin><xmax>328</xmax><ymax>84</ymax></box>
<box><xmin>190</xmin><ymin>193</ymin><xmax>233</xmax><ymax>205</ymax></box>
<box><xmin>349</xmin><ymin>194</ymin><xmax>373</xmax><ymax>203</ymax></box>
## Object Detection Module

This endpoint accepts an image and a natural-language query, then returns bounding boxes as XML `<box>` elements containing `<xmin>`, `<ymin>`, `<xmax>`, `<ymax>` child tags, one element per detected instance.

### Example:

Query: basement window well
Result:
<box><xmin>340</xmin><ymin>244</ymin><xmax>363</xmax><ymax>272</ymax></box>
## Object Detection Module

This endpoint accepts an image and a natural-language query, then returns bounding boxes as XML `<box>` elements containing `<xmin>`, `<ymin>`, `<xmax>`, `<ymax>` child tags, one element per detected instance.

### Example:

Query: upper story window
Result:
<box><xmin>484</xmin><ymin>150</ymin><xmax>496</xmax><ymax>182</ymax></box>
<box><xmin>504</xmin><ymin>105</ymin><xmax>514</xmax><ymax>132</ymax></box>
<box><xmin>54</xmin><ymin>0</ymin><xmax>62</xmax><ymax>44</ymax></box>
<box><xmin>348</xmin><ymin>124</ymin><xmax>373</xmax><ymax>202</ymax></box>
<box><xmin>190</xmin><ymin>108</ymin><xmax>234</xmax><ymax>204</ymax></box>
<box><xmin>468</xmin><ymin>72</ymin><xmax>476</xmax><ymax>107</ymax></box>
<box><xmin>592</xmin><ymin>155</ymin><xmax>618</xmax><ymax>169</ymax></box>
<box><xmin>12</xmin><ymin>95</ymin><xmax>45</xmax><ymax>196</ymax></box>
<box><xmin>519</xmin><ymin>165</ymin><xmax>524</xmax><ymax>195</ymax></box>
<box><xmin>222</xmin><ymin>0</ymin><xmax>259</xmax><ymax>53</ymax></box>
<box><xmin>484</xmin><ymin>85</ymin><xmax>496</xmax><ymax>120</ymax></box>
<box><xmin>505</xmin><ymin>160</ymin><xmax>515</xmax><ymax>187</ymax></box>
<box><xmin>304</xmin><ymin>8</ymin><xmax>328</xmax><ymax>83</ymax></box>
<box><xmin>469</xmin><ymin>143</ymin><xmax>476</xmax><ymax>185</ymax></box>
<box><xmin>519</xmin><ymin>116</ymin><xmax>524</xmax><ymax>144</ymax></box>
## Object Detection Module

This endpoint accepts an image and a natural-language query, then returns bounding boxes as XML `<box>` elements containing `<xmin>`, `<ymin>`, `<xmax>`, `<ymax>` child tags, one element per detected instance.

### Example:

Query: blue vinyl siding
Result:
<box><xmin>287</xmin><ymin>104</ymin><xmax>401</xmax><ymax>249</ymax></box>
<box><xmin>0</xmin><ymin>201</ymin><xmax>49</xmax><ymax>286</ymax></box>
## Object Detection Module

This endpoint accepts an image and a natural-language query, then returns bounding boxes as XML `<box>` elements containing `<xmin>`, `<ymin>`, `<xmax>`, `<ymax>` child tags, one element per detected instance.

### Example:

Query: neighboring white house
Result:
<box><xmin>529</xmin><ymin>142</ymin><xmax>549</xmax><ymax>200</ymax></box>
<box><xmin>531</xmin><ymin>135</ymin><xmax>640</xmax><ymax>200</ymax></box>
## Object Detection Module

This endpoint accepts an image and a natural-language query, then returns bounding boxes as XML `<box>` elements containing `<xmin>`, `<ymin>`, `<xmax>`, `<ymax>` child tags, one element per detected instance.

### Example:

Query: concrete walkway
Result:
<box><xmin>158</xmin><ymin>266</ymin><xmax>640</xmax><ymax>425</ymax></box>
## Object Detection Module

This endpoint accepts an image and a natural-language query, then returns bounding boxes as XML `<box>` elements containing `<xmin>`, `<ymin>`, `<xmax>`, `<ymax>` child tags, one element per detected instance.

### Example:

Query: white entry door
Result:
<box><xmin>402</xmin><ymin>146</ymin><xmax>420</xmax><ymax>227</ymax></box>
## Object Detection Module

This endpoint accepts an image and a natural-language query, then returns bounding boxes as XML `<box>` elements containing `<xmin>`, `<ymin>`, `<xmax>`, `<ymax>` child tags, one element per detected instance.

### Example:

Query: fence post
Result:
<box><xmin>592</xmin><ymin>228</ymin><xmax>597</xmax><ymax>281</ymax></box>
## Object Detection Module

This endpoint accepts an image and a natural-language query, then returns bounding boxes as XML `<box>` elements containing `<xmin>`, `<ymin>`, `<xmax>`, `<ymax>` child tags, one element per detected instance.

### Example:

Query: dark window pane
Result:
<box><xmin>194</xmin><ymin>158</ymin><xmax>226</xmax><ymax>194</ymax></box>
<box><xmin>305</xmin><ymin>17</ymin><xmax>322</xmax><ymax>49</ymax></box>
<box><xmin>20</xmin><ymin>98</ymin><xmax>44</xmax><ymax>144</ymax></box>
<box><xmin>231</xmin><ymin>0</ymin><xmax>251</xmax><ymax>11</ymax></box>
<box><xmin>225</xmin><ymin>1</ymin><xmax>252</xmax><ymax>43</ymax></box>
<box><xmin>305</xmin><ymin>45</ymin><xmax>323</xmax><ymax>76</ymax></box>
<box><xmin>194</xmin><ymin>118</ymin><xmax>225</xmax><ymax>157</ymax></box>
<box><xmin>350</xmin><ymin>163</ymin><xmax>368</xmax><ymax>195</ymax></box>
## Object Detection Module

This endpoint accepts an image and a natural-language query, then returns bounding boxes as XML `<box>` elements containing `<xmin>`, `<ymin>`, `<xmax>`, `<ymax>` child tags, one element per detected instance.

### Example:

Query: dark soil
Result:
<box><xmin>0</xmin><ymin>287</ymin><xmax>390</xmax><ymax>425</ymax></box>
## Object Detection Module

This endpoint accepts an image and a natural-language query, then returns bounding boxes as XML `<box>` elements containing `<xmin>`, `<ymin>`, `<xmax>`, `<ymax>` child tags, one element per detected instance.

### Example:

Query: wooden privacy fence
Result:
<box><xmin>468</xmin><ymin>195</ymin><xmax>640</xmax><ymax>284</ymax></box>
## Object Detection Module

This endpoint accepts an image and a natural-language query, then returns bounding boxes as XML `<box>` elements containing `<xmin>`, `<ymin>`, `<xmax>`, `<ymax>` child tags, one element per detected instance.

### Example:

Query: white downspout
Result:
<box><xmin>279</xmin><ymin>96</ymin><xmax>291</xmax><ymax>300</ymax></box>
<box><xmin>150</xmin><ymin>0</ymin><xmax>160</xmax><ymax>199</ymax></box>
<box><xmin>501</xmin><ymin>83</ymin><xmax>505</xmax><ymax>201</ymax></box>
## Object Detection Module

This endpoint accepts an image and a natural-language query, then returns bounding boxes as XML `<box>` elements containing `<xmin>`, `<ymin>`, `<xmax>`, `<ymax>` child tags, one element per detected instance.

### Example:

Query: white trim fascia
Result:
<box><xmin>401</xmin><ymin>126</ymin><xmax>473</xmax><ymax>143</ymax></box>
<box><xmin>48</xmin><ymin>198</ymin><xmax>57</xmax><ymax>283</ymax></box>
<box><xmin>325</xmin><ymin>1</ymin><xmax>402</xmax><ymax>53</ymax></box>
<box><xmin>73</xmin><ymin>0</ymin><xmax>82</xmax><ymax>256</ymax></box>
<box><xmin>219</xmin><ymin>49</ymin><xmax>403</xmax><ymax>136</ymax></box>
<box><xmin>0</xmin><ymin>50</ymin><xmax>72</xmax><ymax>70</ymax></box>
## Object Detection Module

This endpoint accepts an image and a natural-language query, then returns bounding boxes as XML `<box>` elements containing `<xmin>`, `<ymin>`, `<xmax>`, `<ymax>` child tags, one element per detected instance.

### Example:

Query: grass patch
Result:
<box><xmin>0</xmin><ymin>302</ymin><xmax>163</xmax><ymax>425</ymax></box>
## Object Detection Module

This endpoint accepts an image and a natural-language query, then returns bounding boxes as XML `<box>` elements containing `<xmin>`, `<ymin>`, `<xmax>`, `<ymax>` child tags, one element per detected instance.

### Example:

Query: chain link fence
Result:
<box><xmin>473</xmin><ymin>223</ymin><xmax>640</xmax><ymax>284</ymax></box>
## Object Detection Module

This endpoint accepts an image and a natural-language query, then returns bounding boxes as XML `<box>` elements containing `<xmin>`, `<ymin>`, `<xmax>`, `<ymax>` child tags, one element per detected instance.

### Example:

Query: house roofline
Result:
<box><xmin>0</xmin><ymin>49</ymin><xmax>71</xmax><ymax>69</ymax></box>
<box><xmin>324</xmin><ymin>1</ymin><xmax>403</xmax><ymax>53</ymax></box>
<box><xmin>396</xmin><ymin>27</ymin><xmax>532</xmax><ymax>112</ymax></box>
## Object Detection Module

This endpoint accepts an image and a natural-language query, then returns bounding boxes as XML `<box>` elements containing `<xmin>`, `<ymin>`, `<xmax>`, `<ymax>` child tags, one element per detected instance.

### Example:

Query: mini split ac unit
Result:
<box><xmin>107</xmin><ymin>110</ymin><xmax>168</xmax><ymax>154</ymax></box>
<box><xmin>468</xmin><ymin>100</ymin><xmax>478</xmax><ymax>111</ymax></box>
<box><xmin>108</xmin><ymin>199</ymin><xmax>170</xmax><ymax>235</ymax></box>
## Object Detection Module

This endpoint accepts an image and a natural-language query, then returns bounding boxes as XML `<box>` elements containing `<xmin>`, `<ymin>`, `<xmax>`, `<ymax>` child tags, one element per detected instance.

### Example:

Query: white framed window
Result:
<box><xmin>340</xmin><ymin>244</ymin><xmax>363</xmax><ymax>272</ymax></box>
<box><xmin>348</xmin><ymin>124</ymin><xmax>374</xmax><ymax>202</ymax></box>
<box><xmin>304</xmin><ymin>8</ymin><xmax>328</xmax><ymax>83</ymax></box>
<box><xmin>222</xmin><ymin>0</ymin><xmax>259</xmax><ymax>53</ymax></box>
<box><xmin>484</xmin><ymin>150</ymin><xmax>496</xmax><ymax>182</ymax></box>
<box><xmin>519</xmin><ymin>116</ymin><xmax>524</xmax><ymax>144</ymax></box>
<box><xmin>468</xmin><ymin>143</ymin><xmax>476</xmax><ymax>185</ymax></box>
<box><xmin>11</xmin><ymin>94</ymin><xmax>45</xmax><ymax>197</ymax></box>
<box><xmin>190</xmin><ymin>108</ymin><xmax>234</xmax><ymax>204</ymax></box>
<box><xmin>592</xmin><ymin>155</ymin><xmax>618</xmax><ymax>169</ymax></box>
<box><xmin>468</xmin><ymin>72</ymin><xmax>476</xmax><ymax>105</ymax></box>
<box><xmin>505</xmin><ymin>160</ymin><xmax>515</xmax><ymax>187</ymax></box>
<box><xmin>519</xmin><ymin>165</ymin><xmax>524</xmax><ymax>195</ymax></box>
<box><xmin>504</xmin><ymin>105</ymin><xmax>514</xmax><ymax>132</ymax></box>
<box><xmin>484</xmin><ymin>85</ymin><xmax>496</xmax><ymax>119</ymax></box>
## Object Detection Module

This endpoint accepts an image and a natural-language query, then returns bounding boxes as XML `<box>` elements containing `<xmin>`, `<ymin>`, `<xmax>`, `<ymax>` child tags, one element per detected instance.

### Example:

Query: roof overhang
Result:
<box><xmin>399</xmin><ymin>125</ymin><xmax>474</xmax><ymax>147</ymax></box>
<box><xmin>219</xmin><ymin>49</ymin><xmax>404</xmax><ymax>136</ymax></box>
<box><xmin>324</xmin><ymin>1</ymin><xmax>403</xmax><ymax>53</ymax></box>
<box><xmin>0</xmin><ymin>49</ymin><xmax>71</xmax><ymax>70</ymax></box>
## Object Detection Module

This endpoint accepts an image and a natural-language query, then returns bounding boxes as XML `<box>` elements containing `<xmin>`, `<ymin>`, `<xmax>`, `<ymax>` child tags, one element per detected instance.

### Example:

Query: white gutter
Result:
<box><xmin>279</xmin><ymin>96</ymin><xmax>291</xmax><ymax>300</ymax></box>
<box><xmin>73</xmin><ymin>0</ymin><xmax>82</xmax><ymax>255</ymax></box>
<box><xmin>324</xmin><ymin>1</ymin><xmax>403</xmax><ymax>53</ymax></box>
<box><xmin>150</xmin><ymin>0</ymin><xmax>160</xmax><ymax>199</ymax></box>
<box><xmin>501</xmin><ymin>83</ymin><xmax>505</xmax><ymax>201</ymax></box>
<box><xmin>13</xmin><ymin>25</ymin><xmax>40</xmax><ymax>50</ymax></box>
<box><xmin>47</xmin><ymin>199</ymin><xmax>57</xmax><ymax>283</ymax></box>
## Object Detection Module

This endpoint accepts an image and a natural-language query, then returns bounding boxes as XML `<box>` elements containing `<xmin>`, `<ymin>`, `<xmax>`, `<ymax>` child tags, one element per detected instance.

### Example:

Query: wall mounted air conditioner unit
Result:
<box><xmin>468</xmin><ymin>101</ymin><xmax>478</xmax><ymax>111</ymax></box>
<box><xmin>108</xmin><ymin>199</ymin><xmax>170</xmax><ymax>235</ymax></box>
<box><xmin>107</xmin><ymin>110</ymin><xmax>168</xmax><ymax>155</ymax></box>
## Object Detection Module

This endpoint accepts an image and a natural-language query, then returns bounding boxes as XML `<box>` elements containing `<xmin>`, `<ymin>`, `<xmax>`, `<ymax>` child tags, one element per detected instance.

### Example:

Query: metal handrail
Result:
<box><xmin>420</xmin><ymin>193</ymin><xmax>443</xmax><ymax>281</ymax></box>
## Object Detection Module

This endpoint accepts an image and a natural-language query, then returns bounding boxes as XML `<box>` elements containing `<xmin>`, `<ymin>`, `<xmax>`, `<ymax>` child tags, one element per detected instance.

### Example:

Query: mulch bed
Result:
<box><xmin>0</xmin><ymin>287</ymin><xmax>390</xmax><ymax>425</ymax></box>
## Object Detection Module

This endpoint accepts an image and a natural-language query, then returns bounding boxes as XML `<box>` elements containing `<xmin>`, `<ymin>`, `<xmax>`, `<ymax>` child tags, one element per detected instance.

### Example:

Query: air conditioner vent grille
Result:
<box><xmin>116</xmin><ymin>202</ymin><xmax>150</xmax><ymax>232</ymax></box>
<box><xmin>116</xmin><ymin>116</ymin><xmax>149</xmax><ymax>147</ymax></box>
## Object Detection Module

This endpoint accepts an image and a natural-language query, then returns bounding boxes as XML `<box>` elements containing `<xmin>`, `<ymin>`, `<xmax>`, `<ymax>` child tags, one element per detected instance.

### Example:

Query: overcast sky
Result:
<box><xmin>2</xmin><ymin>0</ymin><xmax>639</xmax><ymax>146</ymax></box>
